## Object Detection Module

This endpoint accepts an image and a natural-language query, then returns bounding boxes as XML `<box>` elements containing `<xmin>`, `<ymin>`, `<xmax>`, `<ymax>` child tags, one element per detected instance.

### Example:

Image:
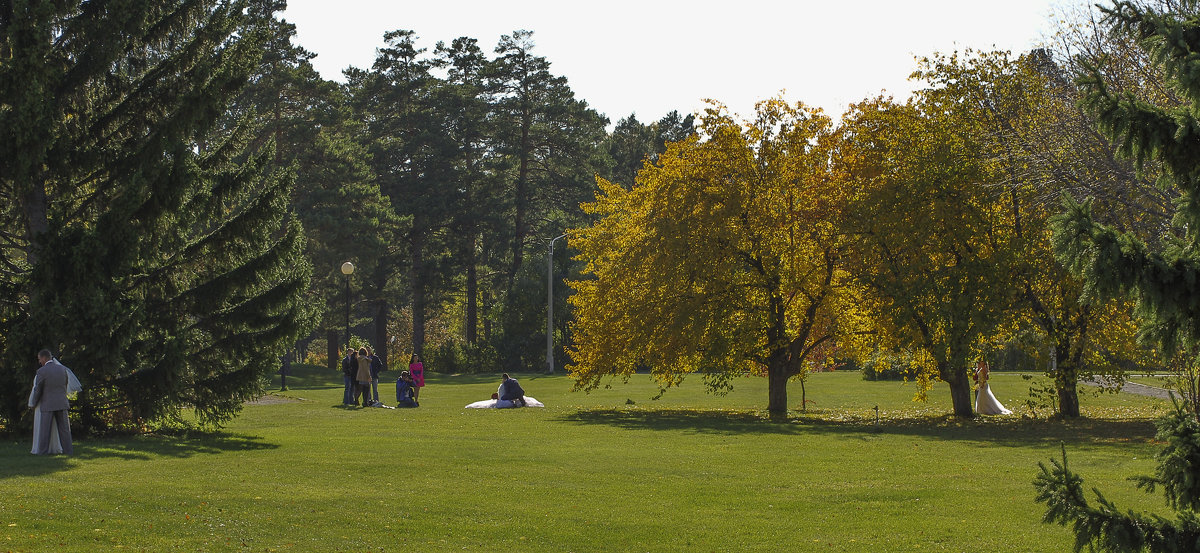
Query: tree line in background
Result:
<box><xmin>2</xmin><ymin>0</ymin><xmax>1196</xmax><ymax>433</ymax></box>
<box><xmin>245</xmin><ymin>12</ymin><xmax>695</xmax><ymax>377</ymax></box>
<box><xmin>0</xmin><ymin>0</ymin><xmax>692</xmax><ymax>433</ymax></box>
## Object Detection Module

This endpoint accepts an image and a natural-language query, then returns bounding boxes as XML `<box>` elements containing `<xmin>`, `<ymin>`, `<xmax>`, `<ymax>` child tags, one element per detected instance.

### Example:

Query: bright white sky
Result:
<box><xmin>284</xmin><ymin>0</ymin><xmax>1073</xmax><ymax>125</ymax></box>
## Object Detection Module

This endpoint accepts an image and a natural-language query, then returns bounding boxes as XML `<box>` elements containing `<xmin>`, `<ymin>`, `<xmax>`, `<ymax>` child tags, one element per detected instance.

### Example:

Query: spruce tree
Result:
<box><xmin>0</xmin><ymin>0</ymin><xmax>315</xmax><ymax>431</ymax></box>
<box><xmin>230</xmin><ymin>2</ymin><xmax>395</xmax><ymax>366</ymax></box>
<box><xmin>1041</xmin><ymin>2</ymin><xmax>1200</xmax><ymax>549</ymax></box>
<box><xmin>1053</xmin><ymin>1</ymin><xmax>1200</xmax><ymax>367</ymax></box>
<box><xmin>1034</xmin><ymin>401</ymin><xmax>1200</xmax><ymax>552</ymax></box>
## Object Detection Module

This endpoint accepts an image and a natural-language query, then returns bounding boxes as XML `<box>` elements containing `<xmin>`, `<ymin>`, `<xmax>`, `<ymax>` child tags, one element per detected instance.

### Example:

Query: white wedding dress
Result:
<box><xmin>975</xmin><ymin>382</ymin><xmax>1012</xmax><ymax>415</ymax></box>
<box><xmin>29</xmin><ymin>396</ymin><xmax>64</xmax><ymax>455</ymax></box>
<box><xmin>464</xmin><ymin>396</ymin><xmax>544</xmax><ymax>409</ymax></box>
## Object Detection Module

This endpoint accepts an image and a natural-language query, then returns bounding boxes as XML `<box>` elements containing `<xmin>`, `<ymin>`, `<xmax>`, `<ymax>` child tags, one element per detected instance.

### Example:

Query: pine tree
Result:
<box><xmin>484</xmin><ymin>31</ymin><xmax>608</xmax><ymax>367</ymax></box>
<box><xmin>230</xmin><ymin>2</ymin><xmax>395</xmax><ymax>366</ymax></box>
<box><xmin>1034</xmin><ymin>401</ymin><xmax>1200</xmax><ymax>552</ymax></box>
<box><xmin>1044</xmin><ymin>2</ymin><xmax>1200</xmax><ymax>546</ymax></box>
<box><xmin>346</xmin><ymin>30</ymin><xmax>455</xmax><ymax>358</ymax></box>
<box><xmin>0</xmin><ymin>0</ymin><xmax>316</xmax><ymax>431</ymax></box>
<box><xmin>434</xmin><ymin>36</ymin><xmax>503</xmax><ymax>348</ymax></box>
<box><xmin>1052</xmin><ymin>1</ymin><xmax>1200</xmax><ymax>389</ymax></box>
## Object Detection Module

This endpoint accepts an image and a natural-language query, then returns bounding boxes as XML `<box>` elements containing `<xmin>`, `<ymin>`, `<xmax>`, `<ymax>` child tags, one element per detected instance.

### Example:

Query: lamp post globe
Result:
<box><xmin>341</xmin><ymin>261</ymin><xmax>355</xmax><ymax>276</ymax></box>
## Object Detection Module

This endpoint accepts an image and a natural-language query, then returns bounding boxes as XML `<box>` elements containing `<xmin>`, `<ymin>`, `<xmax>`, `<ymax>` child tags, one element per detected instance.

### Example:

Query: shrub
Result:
<box><xmin>860</xmin><ymin>353</ymin><xmax>919</xmax><ymax>381</ymax></box>
<box><xmin>303</xmin><ymin>337</ymin><xmax>328</xmax><ymax>367</ymax></box>
<box><xmin>424</xmin><ymin>342</ymin><xmax>501</xmax><ymax>374</ymax></box>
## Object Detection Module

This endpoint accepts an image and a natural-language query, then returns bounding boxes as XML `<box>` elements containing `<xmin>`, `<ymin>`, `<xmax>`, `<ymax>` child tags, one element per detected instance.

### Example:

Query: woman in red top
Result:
<box><xmin>409</xmin><ymin>354</ymin><xmax>425</xmax><ymax>401</ymax></box>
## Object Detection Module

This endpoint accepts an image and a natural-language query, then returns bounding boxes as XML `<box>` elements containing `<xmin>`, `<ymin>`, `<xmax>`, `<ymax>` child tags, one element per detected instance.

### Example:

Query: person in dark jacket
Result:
<box><xmin>340</xmin><ymin>350</ymin><xmax>357</xmax><ymax>406</ymax></box>
<box><xmin>498</xmin><ymin>373</ymin><xmax>526</xmax><ymax>407</ymax></box>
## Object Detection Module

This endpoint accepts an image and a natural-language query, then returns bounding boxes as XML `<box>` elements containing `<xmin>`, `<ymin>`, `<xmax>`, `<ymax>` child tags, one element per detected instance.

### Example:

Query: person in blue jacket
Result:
<box><xmin>498</xmin><ymin>373</ymin><xmax>526</xmax><ymax>407</ymax></box>
<box><xmin>395</xmin><ymin>371</ymin><xmax>419</xmax><ymax>408</ymax></box>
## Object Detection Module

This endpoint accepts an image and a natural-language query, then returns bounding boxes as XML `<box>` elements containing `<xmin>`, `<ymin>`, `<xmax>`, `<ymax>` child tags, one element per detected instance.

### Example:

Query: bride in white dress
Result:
<box><xmin>30</xmin><ymin>387</ymin><xmax>63</xmax><ymax>454</ymax></box>
<box><xmin>974</xmin><ymin>361</ymin><xmax>1011</xmax><ymax>415</ymax></box>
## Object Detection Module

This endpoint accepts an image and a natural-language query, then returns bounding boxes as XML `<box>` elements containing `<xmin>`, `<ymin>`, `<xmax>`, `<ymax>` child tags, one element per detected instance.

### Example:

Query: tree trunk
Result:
<box><xmin>1057</xmin><ymin>382</ymin><xmax>1080</xmax><ymax>418</ymax></box>
<box><xmin>466</xmin><ymin>242</ymin><xmax>478</xmax><ymax>345</ymax></box>
<box><xmin>22</xmin><ymin>181</ymin><xmax>49</xmax><ymax>266</ymax></box>
<box><xmin>944</xmin><ymin>362</ymin><xmax>974</xmax><ymax>417</ymax></box>
<box><xmin>326</xmin><ymin>328</ymin><xmax>339</xmax><ymax>371</ymax></box>
<box><xmin>1055</xmin><ymin>344</ymin><xmax>1081</xmax><ymax>418</ymax></box>
<box><xmin>505</xmin><ymin>113</ymin><xmax>533</xmax><ymax>299</ymax></box>
<box><xmin>767</xmin><ymin>363</ymin><xmax>789</xmax><ymax>416</ymax></box>
<box><xmin>411</xmin><ymin>234</ymin><xmax>426</xmax><ymax>358</ymax></box>
<box><xmin>482</xmin><ymin>289</ymin><xmax>492</xmax><ymax>341</ymax></box>
<box><xmin>374</xmin><ymin>298</ymin><xmax>389</xmax><ymax>368</ymax></box>
<box><xmin>800</xmin><ymin>378</ymin><xmax>807</xmax><ymax>413</ymax></box>
<box><xmin>412</xmin><ymin>287</ymin><xmax>425</xmax><ymax>357</ymax></box>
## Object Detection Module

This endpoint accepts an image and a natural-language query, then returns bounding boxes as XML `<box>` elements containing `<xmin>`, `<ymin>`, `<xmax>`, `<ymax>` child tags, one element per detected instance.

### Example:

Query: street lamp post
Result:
<box><xmin>547</xmin><ymin>234</ymin><xmax>567</xmax><ymax>374</ymax></box>
<box><xmin>341</xmin><ymin>261</ymin><xmax>355</xmax><ymax>351</ymax></box>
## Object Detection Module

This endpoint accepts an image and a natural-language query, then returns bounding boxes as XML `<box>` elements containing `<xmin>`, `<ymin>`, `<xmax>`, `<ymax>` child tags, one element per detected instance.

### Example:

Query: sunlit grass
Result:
<box><xmin>0</xmin><ymin>366</ymin><xmax>1172</xmax><ymax>552</ymax></box>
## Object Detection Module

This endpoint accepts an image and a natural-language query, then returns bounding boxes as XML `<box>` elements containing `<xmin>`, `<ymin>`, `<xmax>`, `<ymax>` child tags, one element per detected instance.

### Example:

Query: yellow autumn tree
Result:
<box><xmin>835</xmin><ymin>95</ymin><xmax>1018</xmax><ymax>417</ymax></box>
<box><xmin>915</xmin><ymin>49</ymin><xmax>1154</xmax><ymax>417</ymax></box>
<box><xmin>567</xmin><ymin>99</ymin><xmax>850</xmax><ymax>415</ymax></box>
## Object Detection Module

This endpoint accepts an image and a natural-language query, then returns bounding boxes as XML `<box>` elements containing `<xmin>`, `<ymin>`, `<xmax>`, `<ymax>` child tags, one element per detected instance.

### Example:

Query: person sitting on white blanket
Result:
<box><xmin>498</xmin><ymin>373</ymin><xmax>526</xmax><ymax>407</ymax></box>
<box><xmin>464</xmin><ymin>375</ymin><xmax>543</xmax><ymax>409</ymax></box>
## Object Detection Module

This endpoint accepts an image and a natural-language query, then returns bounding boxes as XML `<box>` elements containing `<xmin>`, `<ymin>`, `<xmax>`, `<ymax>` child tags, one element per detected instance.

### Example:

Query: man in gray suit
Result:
<box><xmin>29</xmin><ymin>349</ymin><xmax>73</xmax><ymax>455</ymax></box>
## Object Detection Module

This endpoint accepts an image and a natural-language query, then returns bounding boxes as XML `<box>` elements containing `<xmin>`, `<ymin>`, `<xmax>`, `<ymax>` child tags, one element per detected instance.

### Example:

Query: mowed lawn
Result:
<box><xmin>0</xmin><ymin>366</ymin><xmax>1173</xmax><ymax>552</ymax></box>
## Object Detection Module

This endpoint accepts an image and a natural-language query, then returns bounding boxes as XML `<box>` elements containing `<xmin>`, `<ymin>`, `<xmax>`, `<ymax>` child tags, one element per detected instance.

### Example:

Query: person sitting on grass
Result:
<box><xmin>395</xmin><ymin>371</ymin><xmax>419</xmax><ymax>408</ymax></box>
<box><xmin>497</xmin><ymin>373</ymin><xmax>526</xmax><ymax>407</ymax></box>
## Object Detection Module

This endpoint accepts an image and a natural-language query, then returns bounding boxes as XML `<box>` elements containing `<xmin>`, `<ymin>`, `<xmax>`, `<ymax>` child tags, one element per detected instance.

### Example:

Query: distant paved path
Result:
<box><xmin>1086</xmin><ymin>377</ymin><xmax>1173</xmax><ymax>400</ymax></box>
<box><xmin>1117</xmin><ymin>381</ymin><xmax>1173</xmax><ymax>399</ymax></box>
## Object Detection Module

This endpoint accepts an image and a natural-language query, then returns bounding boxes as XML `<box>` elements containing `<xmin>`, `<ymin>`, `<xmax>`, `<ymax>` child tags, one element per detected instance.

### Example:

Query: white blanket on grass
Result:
<box><xmin>464</xmin><ymin>396</ymin><xmax>544</xmax><ymax>409</ymax></box>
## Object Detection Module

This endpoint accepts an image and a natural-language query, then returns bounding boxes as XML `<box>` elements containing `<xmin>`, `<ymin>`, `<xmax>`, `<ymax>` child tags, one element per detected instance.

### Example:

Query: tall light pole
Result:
<box><xmin>341</xmin><ymin>261</ymin><xmax>355</xmax><ymax>351</ymax></box>
<box><xmin>547</xmin><ymin>234</ymin><xmax>567</xmax><ymax>374</ymax></box>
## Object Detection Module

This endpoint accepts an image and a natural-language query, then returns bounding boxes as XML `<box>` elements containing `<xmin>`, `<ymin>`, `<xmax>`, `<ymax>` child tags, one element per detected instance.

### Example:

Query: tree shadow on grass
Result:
<box><xmin>556</xmin><ymin>407</ymin><xmax>1159</xmax><ymax>450</ymax></box>
<box><xmin>0</xmin><ymin>431</ymin><xmax>277</xmax><ymax>479</ymax></box>
<box><xmin>556</xmin><ymin>408</ymin><xmax>807</xmax><ymax>436</ymax></box>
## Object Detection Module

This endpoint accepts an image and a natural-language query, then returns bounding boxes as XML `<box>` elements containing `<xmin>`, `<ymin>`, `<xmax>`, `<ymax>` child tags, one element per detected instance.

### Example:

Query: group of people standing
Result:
<box><xmin>340</xmin><ymin>348</ymin><xmax>424</xmax><ymax>408</ymax></box>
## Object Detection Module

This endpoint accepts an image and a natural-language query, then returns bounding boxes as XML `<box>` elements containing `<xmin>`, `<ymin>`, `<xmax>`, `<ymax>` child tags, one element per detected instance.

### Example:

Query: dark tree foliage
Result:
<box><xmin>341</xmin><ymin>29</ymin><xmax>611</xmax><ymax>369</ymax></box>
<box><xmin>485</xmin><ymin>30</ymin><xmax>609</xmax><ymax>304</ymax></box>
<box><xmin>606</xmin><ymin>115</ymin><xmax>658</xmax><ymax>187</ymax></box>
<box><xmin>604</xmin><ymin>111</ymin><xmax>696</xmax><ymax>188</ymax></box>
<box><xmin>0</xmin><ymin>0</ymin><xmax>316</xmax><ymax>432</ymax></box>
<box><xmin>231</xmin><ymin>2</ymin><xmax>396</xmax><ymax>365</ymax></box>
<box><xmin>346</xmin><ymin>30</ymin><xmax>463</xmax><ymax>358</ymax></box>
<box><xmin>434</xmin><ymin>36</ymin><xmax>504</xmax><ymax>347</ymax></box>
<box><xmin>480</xmin><ymin>31</ymin><xmax>610</xmax><ymax>368</ymax></box>
<box><xmin>1044</xmin><ymin>2</ymin><xmax>1200</xmax><ymax>544</ymax></box>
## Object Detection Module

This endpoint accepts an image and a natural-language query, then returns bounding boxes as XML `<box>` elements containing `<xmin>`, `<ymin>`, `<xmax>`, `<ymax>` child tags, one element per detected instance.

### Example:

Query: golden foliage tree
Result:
<box><xmin>913</xmin><ymin>49</ymin><xmax>1150</xmax><ymax>417</ymax></box>
<box><xmin>836</xmin><ymin>95</ymin><xmax>1016</xmax><ymax>417</ymax></box>
<box><xmin>567</xmin><ymin>99</ymin><xmax>849</xmax><ymax>414</ymax></box>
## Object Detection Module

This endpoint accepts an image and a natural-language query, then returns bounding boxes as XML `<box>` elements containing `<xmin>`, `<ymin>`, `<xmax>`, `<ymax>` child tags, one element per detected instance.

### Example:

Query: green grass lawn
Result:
<box><xmin>0</xmin><ymin>366</ymin><xmax>1173</xmax><ymax>552</ymax></box>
